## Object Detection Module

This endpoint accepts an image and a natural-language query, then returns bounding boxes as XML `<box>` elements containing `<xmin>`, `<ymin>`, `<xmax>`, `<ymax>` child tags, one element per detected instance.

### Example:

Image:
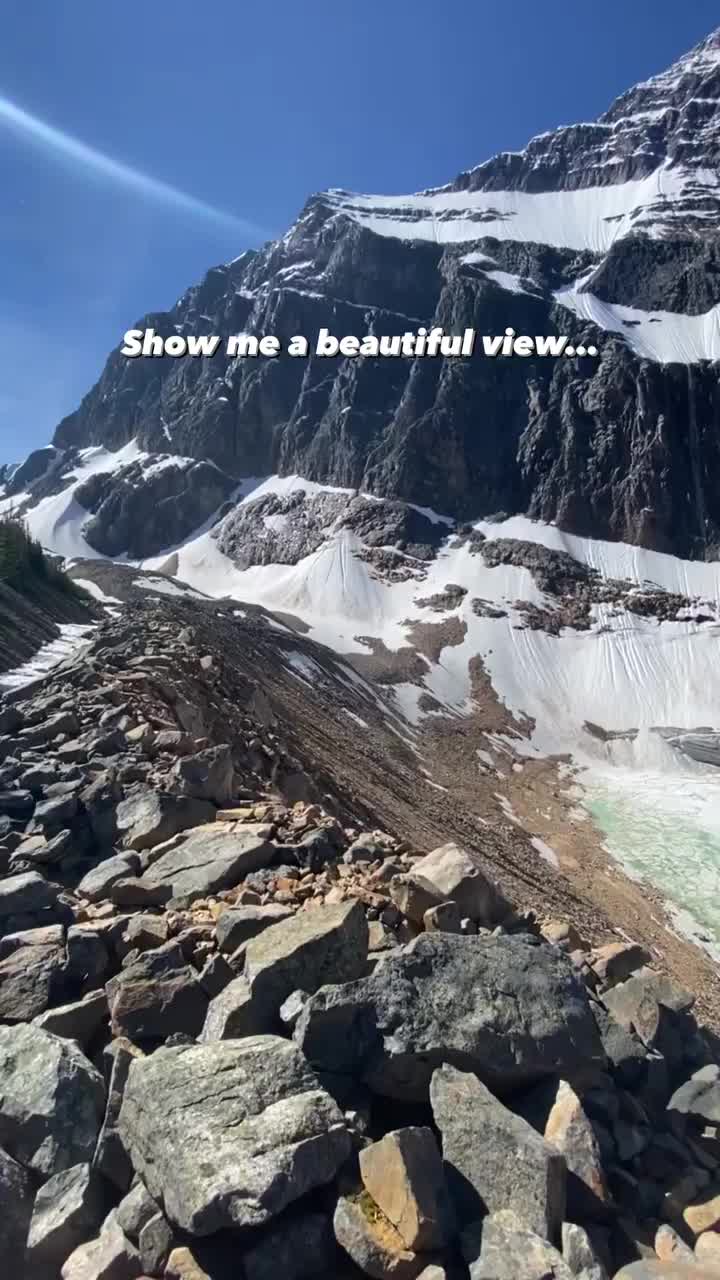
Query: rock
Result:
<box><xmin>0</xmin><ymin>870</ymin><xmax>57</xmax><ymax>923</ymax></box>
<box><xmin>116</xmin><ymin>1181</ymin><xmax>158</xmax><ymax>1242</ymax></box>
<box><xmin>562</xmin><ymin>1222</ymin><xmax>608</xmax><ymax>1280</ymax></box>
<box><xmin>295</xmin><ymin>932</ymin><xmax>604</xmax><ymax>1100</ymax></box>
<box><xmin>200</xmin><ymin>975</ymin><xmax>272</xmax><ymax>1040</ymax></box>
<box><xmin>215</xmin><ymin>903</ymin><xmax>294</xmax><ymax>953</ymax></box>
<box><xmin>118</xmin><ymin>1036</ymin><xmax>351</xmax><ymax>1234</ymax></box>
<box><xmin>27</xmin><ymin>1163</ymin><xmax>106</xmax><ymax>1273</ymax></box>
<box><xmin>423</xmin><ymin>901</ymin><xmax>463</xmax><ymax>934</ymax></box>
<box><xmin>409</xmin><ymin>843</ymin><xmax>510</xmax><ymax>925</ymax></box>
<box><xmin>541</xmin><ymin>921</ymin><xmax>587</xmax><ymax>952</ymax></box>
<box><xmin>116</xmin><ymin>791</ymin><xmax>216</xmax><ymax>853</ymax></box>
<box><xmin>603</xmin><ymin>971</ymin><xmax>694</xmax><ymax>1051</ymax></box>
<box><xmin>139</xmin><ymin>1212</ymin><xmax>174</xmax><ymax>1275</ymax></box>
<box><xmin>683</xmin><ymin>1182</ymin><xmax>720</xmax><ymax>1235</ymax></box>
<box><xmin>34</xmin><ymin>990</ymin><xmax>109</xmax><ymax>1046</ymax></box>
<box><xmin>359</xmin><ymin>1126</ymin><xmax>455</xmax><ymax>1251</ymax></box>
<box><xmin>431</xmin><ymin>1064</ymin><xmax>566</xmax><ymax>1239</ymax></box>
<box><xmin>0</xmin><ymin>1145</ymin><xmax>34</xmax><ymax>1259</ymax></box>
<box><xmin>613</xmin><ymin>1267</ymin><xmax>720</xmax><ymax>1279</ymax></box>
<box><xmin>333</xmin><ymin>1194</ymin><xmax>424</xmax><ymax>1280</ymax></box>
<box><xmin>544</xmin><ymin>1080</ymin><xmax>609</xmax><ymax>1218</ymax></box>
<box><xmin>172</xmin><ymin>745</ymin><xmax>236</xmax><ymax>805</ymax></box>
<box><xmin>124</xmin><ymin>914</ymin><xmax>170</xmax><ymax>951</ymax></box>
<box><xmin>93</xmin><ymin>1038</ymin><xmax>143</xmax><ymax>1191</ymax></box>
<box><xmin>107</xmin><ymin>943</ymin><xmax>208</xmax><ymax>1042</ymax></box>
<box><xmin>0</xmin><ymin>1024</ymin><xmax>105</xmax><ymax>1178</ymax></box>
<box><xmin>592</xmin><ymin>1004</ymin><xmax>647</xmax><ymax>1088</ymax></box>
<box><xmin>0</xmin><ymin>938</ymin><xmax>63</xmax><ymax>1021</ymax></box>
<box><xmin>34</xmin><ymin>790</ymin><xmax>79</xmax><ymax>827</ymax></box>
<box><xmin>589</xmin><ymin>943</ymin><xmax>651</xmax><ymax>988</ymax></box>
<box><xmin>164</xmin><ymin>1247</ymin><xmax>211</xmax><ymax>1280</ymax></box>
<box><xmin>668</xmin><ymin>1065</ymin><xmax>720</xmax><ymax>1127</ymax></box>
<box><xmin>389</xmin><ymin>874</ymin><xmax>444</xmax><ymax>925</ymax></box>
<box><xmin>695</xmin><ymin>1233</ymin><xmax>720</xmax><ymax>1267</ymax></box>
<box><xmin>78</xmin><ymin>855</ymin><xmax>141</xmax><ymax>904</ymax></box>
<box><xmin>244</xmin><ymin>900</ymin><xmax>368</xmax><ymax>1018</ymax></box>
<box><xmin>66</xmin><ymin>924</ymin><xmax>111</xmax><ymax>988</ymax></box>
<box><xmin>0</xmin><ymin>788</ymin><xmax>35</xmax><ymax>819</ymax></box>
<box><xmin>654</xmin><ymin>1225</ymin><xmax>695</xmax><ymax>1264</ymax></box>
<box><xmin>135</xmin><ymin>825</ymin><xmax>273</xmax><ymax>906</ymax></box>
<box><xmin>469</xmin><ymin>1210</ymin><xmax>573</xmax><ymax>1280</ymax></box>
<box><xmin>242</xmin><ymin>1209</ymin><xmax>337</xmax><ymax>1280</ymax></box>
<box><xmin>61</xmin><ymin>1209</ymin><xmax>142</xmax><ymax>1280</ymax></box>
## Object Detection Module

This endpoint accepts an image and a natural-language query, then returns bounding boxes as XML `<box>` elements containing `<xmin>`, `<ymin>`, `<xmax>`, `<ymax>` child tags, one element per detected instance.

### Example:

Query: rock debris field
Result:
<box><xmin>1</xmin><ymin>610</ymin><xmax>720</xmax><ymax>1280</ymax></box>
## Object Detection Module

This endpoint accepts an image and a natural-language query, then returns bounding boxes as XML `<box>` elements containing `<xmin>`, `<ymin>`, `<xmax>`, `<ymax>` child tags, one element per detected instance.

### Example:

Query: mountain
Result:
<box><xmin>5</xmin><ymin>27</ymin><xmax>719</xmax><ymax>557</ymax></box>
<box><xmin>4</xmin><ymin>29</ymin><xmax>720</xmax><ymax>961</ymax></box>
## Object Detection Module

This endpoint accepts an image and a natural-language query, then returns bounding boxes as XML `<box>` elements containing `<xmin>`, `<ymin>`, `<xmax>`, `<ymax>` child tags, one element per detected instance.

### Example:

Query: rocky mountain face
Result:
<box><xmin>1</xmin><ymin>583</ymin><xmax>720</xmax><ymax>1279</ymax></box>
<box><xmin>2</xmin><ymin>28</ymin><xmax>714</xmax><ymax>559</ymax></box>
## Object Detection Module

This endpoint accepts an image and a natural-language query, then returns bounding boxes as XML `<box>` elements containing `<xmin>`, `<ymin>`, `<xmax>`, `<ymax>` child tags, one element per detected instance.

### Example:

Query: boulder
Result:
<box><xmin>107</xmin><ymin>942</ymin><xmax>208</xmax><ymax>1042</ymax></box>
<box><xmin>200</xmin><ymin>976</ymin><xmax>272</xmax><ymax>1041</ymax></box>
<box><xmin>93</xmin><ymin>1038</ymin><xmax>143</xmax><ymax>1192</ymax></box>
<box><xmin>409</xmin><ymin>843</ymin><xmax>511</xmax><ymax>925</ymax></box>
<box><xmin>77</xmin><ymin>854</ymin><xmax>140</xmax><ymax>904</ymax></box>
<box><xmin>172</xmin><ymin>745</ymin><xmax>236</xmax><ymax>805</ymax></box>
<box><xmin>543</xmin><ymin>1080</ymin><xmax>609</xmax><ymax>1218</ymax></box>
<box><xmin>34</xmin><ymin>990</ymin><xmax>109</xmax><ymax>1046</ymax></box>
<box><xmin>333</xmin><ymin>1194</ymin><xmax>424</xmax><ymax>1280</ymax></box>
<box><xmin>431</xmin><ymin>1064</ymin><xmax>566</xmax><ymax>1240</ymax></box>
<box><xmin>118</xmin><ymin>1036</ymin><xmax>351</xmax><ymax>1235</ymax></box>
<box><xmin>0</xmin><ymin>1145</ymin><xmax>34</xmax><ymax>1259</ymax></box>
<box><xmin>562</xmin><ymin>1222</ymin><xmax>608</xmax><ymax>1280</ymax></box>
<box><xmin>242</xmin><ymin>1209</ymin><xmax>337</xmax><ymax>1280</ymax></box>
<box><xmin>469</xmin><ymin>1210</ymin><xmax>573</xmax><ymax>1280</ymax></box>
<box><xmin>116</xmin><ymin>1181</ymin><xmax>158</xmax><ymax>1242</ymax></box>
<box><xmin>60</xmin><ymin>1209</ymin><xmax>142</xmax><ymax>1280</ymax></box>
<box><xmin>295</xmin><ymin>932</ymin><xmax>604</xmax><ymax>1100</ymax></box>
<box><xmin>0</xmin><ymin>870</ymin><xmax>57</xmax><ymax>922</ymax></box>
<box><xmin>0</xmin><ymin>1024</ymin><xmax>106</xmax><ymax>1178</ymax></box>
<box><xmin>134</xmin><ymin>824</ymin><xmax>273</xmax><ymax>906</ymax></box>
<box><xmin>215</xmin><ymin>903</ymin><xmax>294</xmax><ymax>953</ymax></box>
<box><xmin>613</xmin><ymin>1266</ymin><xmax>720</xmax><ymax>1280</ymax></box>
<box><xmin>683</xmin><ymin>1182</ymin><xmax>720</xmax><ymax>1236</ymax></box>
<box><xmin>139</xmin><ymin>1212</ymin><xmax>175</xmax><ymax>1275</ymax></box>
<box><xmin>26</xmin><ymin>1162</ymin><xmax>106</xmax><ymax>1273</ymax></box>
<box><xmin>0</xmin><ymin>938</ymin><xmax>63</xmax><ymax>1021</ymax></box>
<box><xmin>668</xmin><ymin>1065</ymin><xmax>720</xmax><ymax>1127</ymax></box>
<box><xmin>115</xmin><ymin>791</ymin><xmax>215</xmax><ymax>852</ymax></box>
<box><xmin>359</xmin><ymin>1126</ymin><xmax>455</xmax><ymax>1251</ymax></box>
<box><xmin>589</xmin><ymin>942</ymin><xmax>651</xmax><ymax>988</ymax></box>
<box><xmin>244</xmin><ymin>900</ymin><xmax>368</xmax><ymax>1017</ymax></box>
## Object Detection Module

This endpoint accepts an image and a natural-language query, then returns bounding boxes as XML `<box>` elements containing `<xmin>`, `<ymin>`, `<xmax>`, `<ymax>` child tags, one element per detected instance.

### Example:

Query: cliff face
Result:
<box><xmin>6</xmin><ymin>29</ymin><xmax>720</xmax><ymax>558</ymax></box>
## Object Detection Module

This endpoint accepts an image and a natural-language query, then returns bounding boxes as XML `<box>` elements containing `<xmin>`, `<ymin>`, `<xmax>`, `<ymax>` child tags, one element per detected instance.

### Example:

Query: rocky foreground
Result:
<box><xmin>2</xmin><ymin>612</ymin><xmax>720</xmax><ymax>1279</ymax></box>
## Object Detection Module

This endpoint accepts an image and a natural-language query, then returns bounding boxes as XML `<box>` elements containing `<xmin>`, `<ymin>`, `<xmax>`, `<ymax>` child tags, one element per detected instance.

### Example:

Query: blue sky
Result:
<box><xmin>1</xmin><ymin>1</ymin><xmax>718</xmax><ymax>462</ymax></box>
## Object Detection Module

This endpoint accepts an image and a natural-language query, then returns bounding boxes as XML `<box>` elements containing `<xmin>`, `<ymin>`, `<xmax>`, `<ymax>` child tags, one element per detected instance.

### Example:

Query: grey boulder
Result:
<box><xmin>134</xmin><ymin>824</ymin><xmax>273</xmax><ymax>906</ymax></box>
<box><xmin>244</xmin><ymin>899</ymin><xmax>368</xmax><ymax>1018</ymax></box>
<box><xmin>216</xmin><ymin>903</ymin><xmax>294</xmax><ymax>953</ymax></box>
<box><xmin>0</xmin><ymin>1145</ymin><xmax>34</xmax><ymax>1259</ymax></box>
<box><xmin>61</xmin><ymin>1209</ymin><xmax>142</xmax><ymax>1280</ymax></box>
<box><xmin>118</xmin><ymin>1036</ymin><xmax>351</xmax><ymax>1235</ymax></box>
<box><xmin>115</xmin><ymin>790</ymin><xmax>215</xmax><ymax>852</ymax></box>
<box><xmin>295</xmin><ymin>932</ymin><xmax>604</xmax><ymax>1100</ymax></box>
<box><xmin>408</xmin><ymin>843</ymin><xmax>511</xmax><ymax>925</ymax></box>
<box><xmin>431</xmin><ymin>1064</ymin><xmax>566</xmax><ymax>1241</ymax></box>
<box><xmin>77</xmin><ymin>854</ymin><xmax>140</xmax><ymax>904</ymax></box>
<box><xmin>0</xmin><ymin>1024</ymin><xmax>106</xmax><ymax>1178</ymax></box>
<box><xmin>26</xmin><ymin>1162</ymin><xmax>106</xmax><ymax>1273</ymax></box>
<box><xmin>469</xmin><ymin>1210</ymin><xmax>573</xmax><ymax>1280</ymax></box>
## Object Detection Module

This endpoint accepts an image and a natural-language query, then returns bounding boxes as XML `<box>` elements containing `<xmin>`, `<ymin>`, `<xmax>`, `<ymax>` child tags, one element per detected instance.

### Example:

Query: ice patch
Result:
<box><xmin>0</xmin><ymin>624</ymin><xmax>95</xmax><ymax>691</ymax></box>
